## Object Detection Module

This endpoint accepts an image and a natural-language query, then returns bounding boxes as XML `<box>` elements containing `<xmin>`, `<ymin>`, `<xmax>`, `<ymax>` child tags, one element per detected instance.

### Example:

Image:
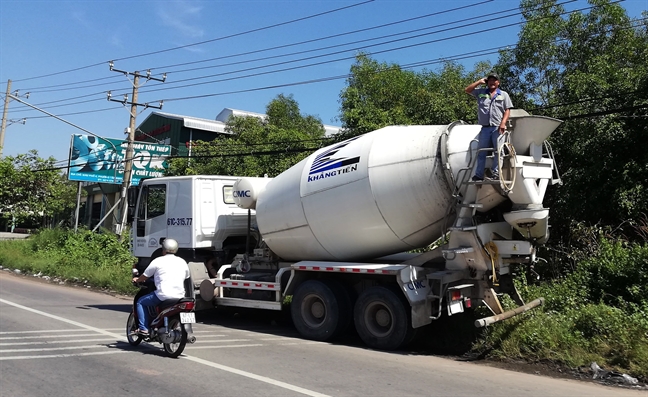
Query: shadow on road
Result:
<box><xmin>107</xmin><ymin>340</ymin><xmax>177</xmax><ymax>358</ymax></box>
<box><xmin>81</xmin><ymin>304</ymin><xmax>132</xmax><ymax>313</ymax></box>
<box><xmin>195</xmin><ymin>306</ymin><xmax>482</xmax><ymax>358</ymax></box>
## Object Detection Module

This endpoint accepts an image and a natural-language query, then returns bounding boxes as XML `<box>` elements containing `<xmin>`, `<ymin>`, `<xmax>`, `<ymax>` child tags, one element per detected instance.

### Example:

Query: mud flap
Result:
<box><xmin>411</xmin><ymin>302</ymin><xmax>432</xmax><ymax>328</ymax></box>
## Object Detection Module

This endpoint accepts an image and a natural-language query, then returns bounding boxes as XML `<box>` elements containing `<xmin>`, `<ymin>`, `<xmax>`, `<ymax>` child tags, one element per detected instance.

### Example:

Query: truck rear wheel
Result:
<box><xmin>354</xmin><ymin>286</ymin><xmax>414</xmax><ymax>350</ymax></box>
<box><xmin>291</xmin><ymin>280</ymin><xmax>351</xmax><ymax>341</ymax></box>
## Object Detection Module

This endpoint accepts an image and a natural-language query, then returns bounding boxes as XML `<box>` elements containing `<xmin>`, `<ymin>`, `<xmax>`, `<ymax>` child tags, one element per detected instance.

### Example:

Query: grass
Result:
<box><xmin>0</xmin><ymin>228</ymin><xmax>137</xmax><ymax>295</ymax></box>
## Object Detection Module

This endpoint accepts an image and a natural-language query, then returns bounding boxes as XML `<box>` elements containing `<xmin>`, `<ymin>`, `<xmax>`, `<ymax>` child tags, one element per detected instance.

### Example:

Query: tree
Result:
<box><xmin>498</xmin><ymin>0</ymin><xmax>648</xmax><ymax>235</ymax></box>
<box><xmin>167</xmin><ymin>94</ymin><xmax>326</xmax><ymax>177</ymax></box>
<box><xmin>338</xmin><ymin>53</ymin><xmax>484</xmax><ymax>137</ymax></box>
<box><xmin>0</xmin><ymin>150</ymin><xmax>78</xmax><ymax>229</ymax></box>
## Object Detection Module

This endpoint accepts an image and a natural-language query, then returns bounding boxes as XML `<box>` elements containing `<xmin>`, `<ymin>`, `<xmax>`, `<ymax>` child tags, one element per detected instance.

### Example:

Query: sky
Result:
<box><xmin>1</xmin><ymin>0</ymin><xmax>646</xmax><ymax>165</ymax></box>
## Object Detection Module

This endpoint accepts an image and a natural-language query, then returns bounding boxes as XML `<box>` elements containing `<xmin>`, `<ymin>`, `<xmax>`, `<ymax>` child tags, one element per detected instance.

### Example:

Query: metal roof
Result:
<box><xmin>146</xmin><ymin>111</ymin><xmax>231</xmax><ymax>134</ymax></box>
<box><xmin>143</xmin><ymin>108</ymin><xmax>341</xmax><ymax>136</ymax></box>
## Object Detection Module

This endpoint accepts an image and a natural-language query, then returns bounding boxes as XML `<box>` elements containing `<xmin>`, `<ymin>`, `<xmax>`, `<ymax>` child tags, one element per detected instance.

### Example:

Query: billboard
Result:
<box><xmin>68</xmin><ymin>134</ymin><xmax>171</xmax><ymax>185</ymax></box>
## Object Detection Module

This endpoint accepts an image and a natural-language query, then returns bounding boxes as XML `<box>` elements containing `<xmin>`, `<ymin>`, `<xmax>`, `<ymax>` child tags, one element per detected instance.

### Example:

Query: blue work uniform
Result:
<box><xmin>470</xmin><ymin>88</ymin><xmax>513</xmax><ymax>179</ymax></box>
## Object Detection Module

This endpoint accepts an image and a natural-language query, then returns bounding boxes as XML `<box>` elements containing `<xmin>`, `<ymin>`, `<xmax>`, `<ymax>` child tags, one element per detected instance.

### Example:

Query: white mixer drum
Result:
<box><xmin>255</xmin><ymin>125</ymin><xmax>478</xmax><ymax>261</ymax></box>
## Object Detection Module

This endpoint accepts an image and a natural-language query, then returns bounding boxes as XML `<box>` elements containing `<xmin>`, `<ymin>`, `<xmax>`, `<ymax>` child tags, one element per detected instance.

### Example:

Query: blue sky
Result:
<box><xmin>1</xmin><ymin>0</ymin><xmax>646</xmax><ymax>164</ymax></box>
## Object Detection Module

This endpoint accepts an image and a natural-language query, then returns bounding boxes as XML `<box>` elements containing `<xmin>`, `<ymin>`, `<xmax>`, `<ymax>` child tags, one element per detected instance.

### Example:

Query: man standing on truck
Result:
<box><xmin>131</xmin><ymin>238</ymin><xmax>190</xmax><ymax>335</ymax></box>
<box><xmin>465</xmin><ymin>72</ymin><xmax>513</xmax><ymax>181</ymax></box>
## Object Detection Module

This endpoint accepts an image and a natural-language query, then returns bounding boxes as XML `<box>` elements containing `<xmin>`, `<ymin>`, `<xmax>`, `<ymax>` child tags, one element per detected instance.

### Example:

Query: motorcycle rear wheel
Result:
<box><xmin>163</xmin><ymin>317</ymin><xmax>187</xmax><ymax>358</ymax></box>
<box><xmin>126</xmin><ymin>312</ymin><xmax>142</xmax><ymax>346</ymax></box>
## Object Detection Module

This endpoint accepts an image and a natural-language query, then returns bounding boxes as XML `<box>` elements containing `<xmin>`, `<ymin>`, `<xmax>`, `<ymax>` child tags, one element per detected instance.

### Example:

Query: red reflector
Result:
<box><xmin>451</xmin><ymin>290</ymin><xmax>462</xmax><ymax>301</ymax></box>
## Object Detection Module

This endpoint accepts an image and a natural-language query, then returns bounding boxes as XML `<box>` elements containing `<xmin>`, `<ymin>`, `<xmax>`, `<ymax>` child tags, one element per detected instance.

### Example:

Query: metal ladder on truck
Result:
<box><xmin>426</xmin><ymin>133</ymin><xmax>515</xmax><ymax>319</ymax></box>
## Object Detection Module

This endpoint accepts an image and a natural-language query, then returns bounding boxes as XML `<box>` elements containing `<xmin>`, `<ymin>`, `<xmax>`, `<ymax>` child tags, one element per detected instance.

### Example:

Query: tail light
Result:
<box><xmin>450</xmin><ymin>290</ymin><xmax>462</xmax><ymax>301</ymax></box>
<box><xmin>178</xmin><ymin>301</ymin><xmax>195</xmax><ymax>311</ymax></box>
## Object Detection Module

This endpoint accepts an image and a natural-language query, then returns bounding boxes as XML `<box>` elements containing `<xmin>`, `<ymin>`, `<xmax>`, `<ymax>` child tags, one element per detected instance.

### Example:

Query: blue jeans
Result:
<box><xmin>136</xmin><ymin>291</ymin><xmax>161</xmax><ymax>332</ymax></box>
<box><xmin>474</xmin><ymin>126</ymin><xmax>500</xmax><ymax>179</ymax></box>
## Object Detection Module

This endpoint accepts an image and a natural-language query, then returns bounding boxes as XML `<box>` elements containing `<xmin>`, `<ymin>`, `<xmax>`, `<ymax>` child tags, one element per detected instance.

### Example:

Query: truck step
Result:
<box><xmin>466</xmin><ymin>180</ymin><xmax>500</xmax><ymax>185</ymax></box>
<box><xmin>457</xmin><ymin>203</ymin><xmax>483</xmax><ymax>208</ymax></box>
<box><xmin>442</xmin><ymin>246</ymin><xmax>475</xmax><ymax>255</ymax></box>
<box><xmin>448</xmin><ymin>225</ymin><xmax>477</xmax><ymax>231</ymax></box>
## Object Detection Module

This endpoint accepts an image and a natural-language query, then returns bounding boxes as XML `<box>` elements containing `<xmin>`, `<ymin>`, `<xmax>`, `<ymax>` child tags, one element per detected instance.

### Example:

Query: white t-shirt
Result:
<box><xmin>143</xmin><ymin>254</ymin><xmax>191</xmax><ymax>300</ymax></box>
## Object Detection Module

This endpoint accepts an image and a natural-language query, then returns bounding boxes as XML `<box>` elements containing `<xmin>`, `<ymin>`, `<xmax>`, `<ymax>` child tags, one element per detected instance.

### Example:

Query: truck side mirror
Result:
<box><xmin>126</xmin><ymin>186</ymin><xmax>140</xmax><ymax>223</ymax></box>
<box><xmin>127</xmin><ymin>186</ymin><xmax>139</xmax><ymax>207</ymax></box>
<box><xmin>126</xmin><ymin>207</ymin><xmax>135</xmax><ymax>224</ymax></box>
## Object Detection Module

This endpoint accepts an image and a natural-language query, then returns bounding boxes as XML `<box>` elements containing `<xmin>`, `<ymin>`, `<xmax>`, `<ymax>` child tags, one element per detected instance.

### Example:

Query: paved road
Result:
<box><xmin>0</xmin><ymin>232</ymin><xmax>30</xmax><ymax>240</ymax></box>
<box><xmin>0</xmin><ymin>271</ymin><xmax>642</xmax><ymax>397</ymax></box>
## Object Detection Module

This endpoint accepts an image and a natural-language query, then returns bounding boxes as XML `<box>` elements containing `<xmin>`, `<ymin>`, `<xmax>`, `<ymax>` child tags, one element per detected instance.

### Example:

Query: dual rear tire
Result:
<box><xmin>353</xmin><ymin>286</ymin><xmax>415</xmax><ymax>350</ymax></box>
<box><xmin>291</xmin><ymin>280</ymin><xmax>351</xmax><ymax>342</ymax></box>
<box><xmin>291</xmin><ymin>281</ymin><xmax>414</xmax><ymax>350</ymax></box>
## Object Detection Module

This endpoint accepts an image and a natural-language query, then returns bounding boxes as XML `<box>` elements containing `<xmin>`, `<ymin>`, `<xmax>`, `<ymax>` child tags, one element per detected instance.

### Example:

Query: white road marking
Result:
<box><xmin>0</xmin><ymin>298</ymin><xmax>331</xmax><ymax>397</ymax></box>
<box><xmin>1</xmin><ymin>344</ymin><xmax>110</xmax><ymax>353</ymax></box>
<box><xmin>186</xmin><ymin>344</ymin><xmax>264</xmax><ymax>349</ymax></box>
<box><xmin>190</xmin><ymin>339</ymin><xmax>252</xmax><ymax>343</ymax></box>
<box><xmin>183</xmin><ymin>355</ymin><xmax>331</xmax><ymax>397</ymax></box>
<box><xmin>0</xmin><ymin>350</ymin><xmax>129</xmax><ymax>360</ymax></box>
<box><xmin>0</xmin><ymin>329</ymin><xmax>96</xmax><ymax>335</ymax></box>
<box><xmin>0</xmin><ymin>338</ymin><xmax>114</xmax><ymax>346</ymax></box>
<box><xmin>188</xmin><ymin>334</ymin><xmax>231</xmax><ymax>339</ymax></box>
<box><xmin>0</xmin><ymin>299</ymin><xmax>124</xmax><ymax>339</ymax></box>
<box><xmin>0</xmin><ymin>333</ymin><xmax>104</xmax><ymax>340</ymax></box>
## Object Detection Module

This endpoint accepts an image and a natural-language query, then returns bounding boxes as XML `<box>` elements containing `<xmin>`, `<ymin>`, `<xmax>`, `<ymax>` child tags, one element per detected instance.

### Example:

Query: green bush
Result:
<box><xmin>579</xmin><ymin>240</ymin><xmax>648</xmax><ymax>307</ymax></box>
<box><xmin>0</xmin><ymin>228</ymin><xmax>136</xmax><ymax>294</ymax></box>
<box><xmin>475</xmin><ymin>236</ymin><xmax>648</xmax><ymax>379</ymax></box>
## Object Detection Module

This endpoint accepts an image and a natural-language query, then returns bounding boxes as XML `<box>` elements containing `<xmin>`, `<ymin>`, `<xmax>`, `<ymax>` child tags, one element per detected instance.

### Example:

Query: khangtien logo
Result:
<box><xmin>307</xmin><ymin>137</ymin><xmax>361</xmax><ymax>182</ymax></box>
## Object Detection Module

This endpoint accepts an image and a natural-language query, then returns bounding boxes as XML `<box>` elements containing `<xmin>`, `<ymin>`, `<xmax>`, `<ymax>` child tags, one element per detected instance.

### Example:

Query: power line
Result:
<box><xmin>8</xmin><ymin>1</ymin><xmax>576</xmax><ymax>113</ymax></box>
<box><xmin>146</xmin><ymin>0</ymin><xmax>495</xmax><ymax>73</ymax></box>
<box><xmin>8</xmin><ymin>0</ymin><xmax>583</xmax><ymax>112</ymax></box>
<box><xmin>31</xmin><ymin>101</ymin><xmax>647</xmax><ymax>174</ymax></box>
<box><xmin>21</xmin><ymin>76</ymin><xmax>122</xmax><ymax>92</ymax></box>
<box><xmin>22</xmin><ymin>0</ymin><xmax>493</xmax><ymax>95</ymax></box>
<box><xmin>12</xmin><ymin>10</ymin><xmax>645</xmax><ymax>122</ymax></box>
<box><xmin>11</xmin><ymin>0</ymin><xmax>376</xmax><ymax>83</ymax></box>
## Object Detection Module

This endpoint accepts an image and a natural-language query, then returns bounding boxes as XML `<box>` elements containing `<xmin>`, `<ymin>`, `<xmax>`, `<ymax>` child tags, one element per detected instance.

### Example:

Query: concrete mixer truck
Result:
<box><xmin>129</xmin><ymin>109</ymin><xmax>562</xmax><ymax>350</ymax></box>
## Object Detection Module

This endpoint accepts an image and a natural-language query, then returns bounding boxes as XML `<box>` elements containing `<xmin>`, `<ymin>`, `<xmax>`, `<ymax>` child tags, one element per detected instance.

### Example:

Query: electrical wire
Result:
<box><xmin>10</xmin><ymin>0</ymin><xmax>376</xmax><ymax>83</ymax></box>
<box><xmin>20</xmin><ymin>0</ymin><xmax>494</xmax><ymax>93</ymax></box>
<box><xmin>11</xmin><ymin>0</ymin><xmax>558</xmax><ymax>101</ymax></box>
<box><xmin>13</xmin><ymin>1</ymin><xmax>634</xmax><ymax>116</ymax></box>
<box><xmin>8</xmin><ymin>2</ymin><xmax>588</xmax><ymax>113</ymax></box>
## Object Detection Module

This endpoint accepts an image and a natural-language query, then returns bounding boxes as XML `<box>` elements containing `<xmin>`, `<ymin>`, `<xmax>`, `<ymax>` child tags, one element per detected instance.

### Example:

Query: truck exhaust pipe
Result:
<box><xmin>475</xmin><ymin>298</ymin><xmax>544</xmax><ymax>328</ymax></box>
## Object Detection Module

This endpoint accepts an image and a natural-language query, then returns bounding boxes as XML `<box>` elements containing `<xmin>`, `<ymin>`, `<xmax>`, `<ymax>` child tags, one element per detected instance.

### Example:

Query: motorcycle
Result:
<box><xmin>126</xmin><ymin>274</ymin><xmax>197</xmax><ymax>358</ymax></box>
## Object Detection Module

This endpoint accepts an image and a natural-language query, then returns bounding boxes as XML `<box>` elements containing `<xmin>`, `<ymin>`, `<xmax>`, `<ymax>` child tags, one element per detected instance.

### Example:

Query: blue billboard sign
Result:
<box><xmin>67</xmin><ymin>134</ymin><xmax>171</xmax><ymax>185</ymax></box>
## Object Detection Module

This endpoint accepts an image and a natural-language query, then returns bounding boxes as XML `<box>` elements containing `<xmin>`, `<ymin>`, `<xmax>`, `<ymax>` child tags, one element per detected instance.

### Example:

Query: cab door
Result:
<box><xmin>133</xmin><ymin>183</ymin><xmax>167</xmax><ymax>257</ymax></box>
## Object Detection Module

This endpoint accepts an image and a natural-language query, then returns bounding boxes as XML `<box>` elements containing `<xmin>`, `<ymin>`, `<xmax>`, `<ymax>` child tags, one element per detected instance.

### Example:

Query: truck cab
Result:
<box><xmin>130</xmin><ymin>175</ymin><xmax>258</xmax><ymax>275</ymax></box>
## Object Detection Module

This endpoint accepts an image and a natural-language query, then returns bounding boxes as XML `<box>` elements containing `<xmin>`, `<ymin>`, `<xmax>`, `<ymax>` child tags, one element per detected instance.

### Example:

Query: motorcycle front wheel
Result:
<box><xmin>126</xmin><ymin>312</ymin><xmax>142</xmax><ymax>346</ymax></box>
<box><xmin>163</xmin><ymin>317</ymin><xmax>187</xmax><ymax>358</ymax></box>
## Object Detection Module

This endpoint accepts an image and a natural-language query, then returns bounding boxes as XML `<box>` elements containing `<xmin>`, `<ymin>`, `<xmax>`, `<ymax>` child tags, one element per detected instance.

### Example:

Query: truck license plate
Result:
<box><xmin>448</xmin><ymin>300</ymin><xmax>464</xmax><ymax>315</ymax></box>
<box><xmin>180</xmin><ymin>312</ymin><xmax>195</xmax><ymax>324</ymax></box>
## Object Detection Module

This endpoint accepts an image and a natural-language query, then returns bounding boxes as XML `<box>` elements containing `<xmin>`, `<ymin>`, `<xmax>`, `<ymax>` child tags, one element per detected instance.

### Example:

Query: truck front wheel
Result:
<box><xmin>354</xmin><ymin>286</ymin><xmax>414</xmax><ymax>350</ymax></box>
<box><xmin>291</xmin><ymin>280</ymin><xmax>351</xmax><ymax>342</ymax></box>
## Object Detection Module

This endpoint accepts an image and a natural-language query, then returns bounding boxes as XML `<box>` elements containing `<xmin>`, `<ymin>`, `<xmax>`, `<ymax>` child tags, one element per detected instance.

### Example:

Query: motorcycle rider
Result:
<box><xmin>131</xmin><ymin>238</ymin><xmax>190</xmax><ymax>336</ymax></box>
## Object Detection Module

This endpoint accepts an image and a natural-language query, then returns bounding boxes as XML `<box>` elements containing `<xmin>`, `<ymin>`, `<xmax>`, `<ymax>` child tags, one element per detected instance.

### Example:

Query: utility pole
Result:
<box><xmin>108</xmin><ymin>62</ymin><xmax>165</xmax><ymax>237</ymax></box>
<box><xmin>1</xmin><ymin>80</ymin><xmax>29</xmax><ymax>158</ymax></box>
<box><xmin>0</xmin><ymin>80</ymin><xmax>10</xmax><ymax>158</ymax></box>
